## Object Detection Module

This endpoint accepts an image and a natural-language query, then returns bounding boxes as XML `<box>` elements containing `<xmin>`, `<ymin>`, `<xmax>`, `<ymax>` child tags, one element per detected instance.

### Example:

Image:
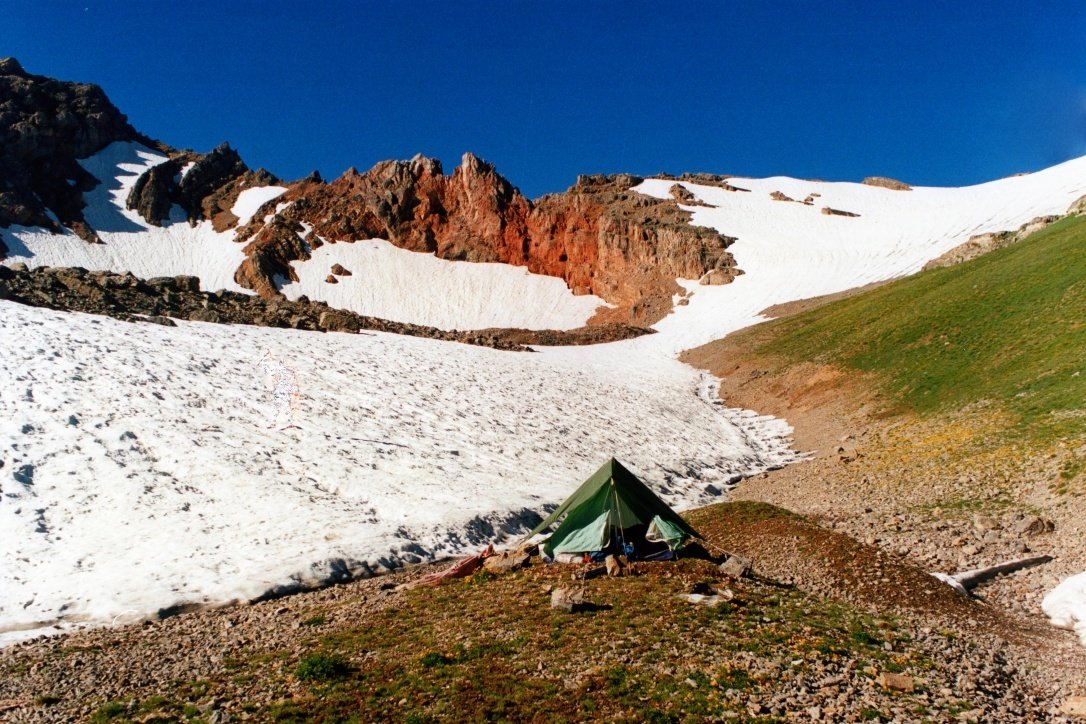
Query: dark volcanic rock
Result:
<box><xmin>125</xmin><ymin>144</ymin><xmax>276</xmax><ymax>228</ymax></box>
<box><xmin>0</xmin><ymin>57</ymin><xmax>143</xmax><ymax>244</ymax></box>
<box><xmin>176</xmin><ymin>143</ymin><xmax>249</xmax><ymax>221</ymax></box>
<box><xmin>127</xmin><ymin>158</ymin><xmax>184</xmax><ymax>226</ymax></box>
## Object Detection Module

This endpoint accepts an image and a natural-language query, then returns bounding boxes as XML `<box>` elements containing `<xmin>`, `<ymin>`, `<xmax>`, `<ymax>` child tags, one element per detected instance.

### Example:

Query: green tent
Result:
<box><xmin>528</xmin><ymin>458</ymin><xmax>701</xmax><ymax>559</ymax></box>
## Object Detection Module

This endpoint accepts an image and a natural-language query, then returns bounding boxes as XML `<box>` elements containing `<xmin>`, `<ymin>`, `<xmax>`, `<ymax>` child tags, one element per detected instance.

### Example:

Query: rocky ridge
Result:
<box><xmin>125</xmin><ymin>142</ymin><xmax>280</xmax><ymax>229</ymax></box>
<box><xmin>922</xmin><ymin>210</ymin><xmax>1074</xmax><ymax>271</ymax></box>
<box><xmin>0</xmin><ymin>59</ymin><xmax>757</xmax><ymax>325</ymax></box>
<box><xmin>0</xmin><ymin>264</ymin><xmax>653</xmax><ymax>349</ymax></box>
<box><xmin>0</xmin><ymin>57</ymin><xmax>144</xmax><ymax>244</ymax></box>
<box><xmin>225</xmin><ymin>156</ymin><xmax>739</xmax><ymax>325</ymax></box>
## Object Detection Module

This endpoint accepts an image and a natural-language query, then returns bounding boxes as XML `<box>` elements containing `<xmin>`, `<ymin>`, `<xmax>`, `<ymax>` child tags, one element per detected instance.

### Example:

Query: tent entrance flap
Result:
<box><xmin>550</xmin><ymin>509</ymin><xmax>611</xmax><ymax>555</ymax></box>
<box><xmin>646</xmin><ymin>515</ymin><xmax>689</xmax><ymax>551</ymax></box>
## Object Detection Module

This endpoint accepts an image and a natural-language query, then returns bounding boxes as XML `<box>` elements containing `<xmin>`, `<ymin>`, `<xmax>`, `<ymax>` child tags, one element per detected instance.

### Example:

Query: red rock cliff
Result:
<box><xmin>234</xmin><ymin>153</ymin><xmax>737</xmax><ymax>324</ymax></box>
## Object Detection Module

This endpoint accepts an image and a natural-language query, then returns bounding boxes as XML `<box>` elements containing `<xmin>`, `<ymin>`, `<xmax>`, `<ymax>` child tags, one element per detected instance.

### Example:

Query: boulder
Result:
<box><xmin>1061</xmin><ymin>697</ymin><xmax>1086</xmax><ymax>718</ymax></box>
<box><xmin>175</xmin><ymin>276</ymin><xmax>201</xmax><ymax>293</ymax></box>
<box><xmin>876</xmin><ymin>672</ymin><xmax>915</xmax><ymax>692</ymax></box>
<box><xmin>330</xmin><ymin>263</ymin><xmax>352</xmax><ymax>277</ymax></box>
<box><xmin>482</xmin><ymin>550</ymin><xmax>529</xmax><ymax>574</ymax></box>
<box><xmin>769</xmin><ymin>190</ymin><xmax>795</xmax><ymax>202</ymax></box>
<box><xmin>972</xmin><ymin>513</ymin><xmax>999</xmax><ymax>532</ymax></box>
<box><xmin>862</xmin><ymin>176</ymin><xmax>912</xmax><ymax>191</ymax></box>
<box><xmin>699</xmin><ymin>268</ymin><xmax>738</xmax><ymax>286</ymax></box>
<box><xmin>669</xmin><ymin>184</ymin><xmax>697</xmax><ymax>203</ymax></box>
<box><xmin>1014</xmin><ymin>516</ymin><xmax>1054</xmax><ymax>537</ymax></box>
<box><xmin>821</xmin><ymin>207</ymin><xmax>861</xmax><ymax>218</ymax></box>
<box><xmin>318</xmin><ymin>310</ymin><xmax>361</xmax><ymax>334</ymax></box>
<box><xmin>146</xmin><ymin>276</ymin><xmax>178</xmax><ymax>291</ymax></box>
<box><xmin>325</xmin><ymin>275</ymin><xmax>338</xmax><ymax>284</ymax></box>
<box><xmin>550</xmin><ymin>587</ymin><xmax>585</xmax><ymax>613</ymax></box>
<box><xmin>1069</xmin><ymin>194</ymin><xmax>1086</xmax><ymax>216</ymax></box>
<box><xmin>188</xmin><ymin>308</ymin><xmax>222</xmax><ymax>324</ymax></box>
<box><xmin>604</xmin><ymin>554</ymin><xmax>626</xmax><ymax>577</ymax></box>
<box><xmin>719</xmin><ymin>554</ymin><xmax>752</xmax><ymax>579</ymax></box>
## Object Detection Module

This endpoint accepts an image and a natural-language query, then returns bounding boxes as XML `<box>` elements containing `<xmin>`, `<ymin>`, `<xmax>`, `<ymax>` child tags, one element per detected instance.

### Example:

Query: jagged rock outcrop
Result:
<box><xmin>235</xmin><ymin>157</ymin><xmax>739</xmax><ymax>324</ymax></box>
<box><xmin>821</xmin><ymin>206</ymin><xmax>861</xmax><ymax>218</ymax></box>
<box><xmin>862</xmin><ymin>176</ymin><xmax>912</xmax><ymax>191</ymax></box>
<box><xmin>0</xmin><ymin>57</ymin><xmax>144</xmax><ymax>246</ymax></box>
<box><xmin>0</xmin><ymin>264</ymin><xmax>654</xmax><ymax>349</ymax></box>
<box><xmin>2</xmin><ymin>61</ymin><xmax>739</xmax><ymax>324</ymax></box>
<box><xmin>922</xmin><ymin>215</ymin><xmax>1059</xmax><ymax>270</ymax></box>
<box><xmin>125</xmin><ymin>143</ymin><xmax>278</xmax><ymax>228</ymax></box>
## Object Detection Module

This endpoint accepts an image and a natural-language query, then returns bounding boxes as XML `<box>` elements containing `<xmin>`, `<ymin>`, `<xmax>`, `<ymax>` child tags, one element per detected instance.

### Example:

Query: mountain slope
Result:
<box><xmin>5</xmin><ymin>60</ymin><xmax>1086</xmax><ymax>652</ymax></box>
<box><xmin>0</xmin><ymin>57</ymin><xmax>142</xmax><ymax>242</ymax></box>
<box><xmin>682</xmin><ymin>213</ymin><xmax>1086</xmax><ymax>649</ymax></box>
<box><xmin>735</xmin><ymin>213</ymin><xmax>1086</xmax><ymax>443</ymax></box>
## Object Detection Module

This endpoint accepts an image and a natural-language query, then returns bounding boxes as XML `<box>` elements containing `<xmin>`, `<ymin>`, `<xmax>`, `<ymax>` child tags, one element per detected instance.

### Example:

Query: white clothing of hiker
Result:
<box><xmin>258</xmin><ymin>350</ymin><xmax>302</xmax><ymax>429</ymax></box>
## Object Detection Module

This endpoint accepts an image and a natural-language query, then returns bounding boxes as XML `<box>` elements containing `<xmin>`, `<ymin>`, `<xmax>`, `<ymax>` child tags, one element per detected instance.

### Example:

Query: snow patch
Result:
<box><xmin>232</xmin><ymin>186</ymin><xmax>287</xmax><ymax>227</ymax></box>
<box><xmin>1</xmin><ymin>142</ymin><xmax>249</xmax><ymax>293</ymax></box>
<box><xmin>1043</xmin><ymin>572</ymin><xmax>1086</xmax><ymax>645</ymax></box>
<box><xmin>632</xmin><ymin>154</ymin><xmax>1086</xmax><ymax>355</ymax></box>
<box><xmin>280</xmin><ymin>238</ymin><xmax>610</xmax><ymax>331</ymax></box>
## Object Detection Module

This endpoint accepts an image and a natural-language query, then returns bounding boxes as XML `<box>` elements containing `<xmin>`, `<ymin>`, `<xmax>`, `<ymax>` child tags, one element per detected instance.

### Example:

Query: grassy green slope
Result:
<box><xmin>752</xmin><ymin>214</ymin><xmax>1086</xmax><ymax>443</ymax></box>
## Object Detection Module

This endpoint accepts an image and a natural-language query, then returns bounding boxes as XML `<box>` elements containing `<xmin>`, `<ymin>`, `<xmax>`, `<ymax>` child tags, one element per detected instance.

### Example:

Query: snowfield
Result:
<box><xmin>279</xmin><ymin>238</ymin><xmax>610</xmax><ymax>331</ymax></box>
<box><xmin>3</xmin><ymin>143</ymin><xmax>1086</xmax><ymax>645</ymax></box>
<box><xmin>1</xmin><ymin>143</ymin><xmax>251</xmax><ymax>294</ymax></box>
<box><xmin>0</xmin><ymin>303</ymin><xmax>793</xmax><ymax>643</ymax></box>
<box><xmin>630</xmin><ymin>154</ymin><xmax>1086</xmax><ymax>355</ymax></box>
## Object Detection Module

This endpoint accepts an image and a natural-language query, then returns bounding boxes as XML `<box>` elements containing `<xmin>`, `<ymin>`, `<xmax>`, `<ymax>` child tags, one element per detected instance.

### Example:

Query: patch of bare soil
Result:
<box><xmin>758</xmin><ymin>280</ymin><xmax>893</xmax><ymax>321</ymax></box>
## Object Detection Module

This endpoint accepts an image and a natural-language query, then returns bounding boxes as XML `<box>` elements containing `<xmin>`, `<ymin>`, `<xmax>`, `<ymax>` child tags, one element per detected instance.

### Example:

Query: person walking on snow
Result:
<box><xmin>257</xmin><ymin>349</ymin><xmax>302</xmax><ymax>430</ymax></box>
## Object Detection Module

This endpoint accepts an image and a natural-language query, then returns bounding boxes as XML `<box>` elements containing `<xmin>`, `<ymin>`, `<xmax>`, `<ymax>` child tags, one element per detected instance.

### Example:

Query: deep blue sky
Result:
<box><xmin>5</xmin><ymin>2</ymin><xmax>1085</xmax><ymax>198</ymax></box>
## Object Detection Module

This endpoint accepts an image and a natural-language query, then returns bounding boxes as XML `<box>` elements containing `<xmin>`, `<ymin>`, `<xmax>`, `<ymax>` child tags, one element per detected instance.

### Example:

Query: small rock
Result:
<box><xmin>719</xmin><ymin>554</ymin><xmax>752</xmax><ymax>579</ymax></box>
<box><xmin>1061</xmin><ymin>696</ymin><xmax>1086</xmax><ymax>717</ymax></box>
<box><xmin>1014</xmin><ymin>516</ymin><xmax>1054</xmax><ymax>537</ymax></box>
<box><xmin>550</xmin><ymin>587</ymin><xmax>585</xmax><ymax>613</ymax></box>
<box><xmin>876</xmin><ymin>671</ymin><xmax>914</xmax><ymax>692</ymax></box>
<box><xmin>330</xmin><ymin>263</ymin><xmax>352</xmax><ymax>277</ymax></box>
